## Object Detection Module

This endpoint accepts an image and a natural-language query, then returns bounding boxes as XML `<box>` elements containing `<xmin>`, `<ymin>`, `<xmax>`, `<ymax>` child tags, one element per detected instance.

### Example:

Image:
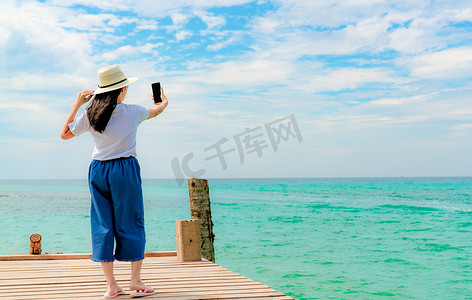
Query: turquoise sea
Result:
<box><xmin>0</xmin><ymin>177</ymin><xmax>471</xmax><ymax>299</ymax></box>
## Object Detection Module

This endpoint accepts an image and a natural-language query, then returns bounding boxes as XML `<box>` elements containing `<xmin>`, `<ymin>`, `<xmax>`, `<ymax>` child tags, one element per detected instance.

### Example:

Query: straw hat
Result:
<box><xmin>94</xmin><ymin>65</ymin><xmax>138</xmax><ymax>94</ymax></box>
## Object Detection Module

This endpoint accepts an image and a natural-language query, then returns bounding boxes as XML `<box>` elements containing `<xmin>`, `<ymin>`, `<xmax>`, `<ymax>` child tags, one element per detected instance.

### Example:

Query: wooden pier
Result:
<box><xmin>0</xmin><ymin>252</ymin><xmax>293</xmax><ymax>299</ymax></box>
<box><xmin>0</xmin><ymin>179</ymin><xmax>293</xmax><ymax>299</ymax></box>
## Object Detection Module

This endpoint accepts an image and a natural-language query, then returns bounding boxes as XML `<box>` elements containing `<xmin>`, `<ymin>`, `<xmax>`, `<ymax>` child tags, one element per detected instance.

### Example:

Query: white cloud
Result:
<box><xmin>181</xmin><ymin>58</ymin><xmax>295</xmax><ymax>89</ymax></box>
<box><xmin>195</xmin><ymin>10</ymin><xmax>226</xmax><ymax>29</ymax></box>
<box><xmin>0</xmin><ymin>24</ymin><xmax>10</xmax><ymax>48</ymax></box>
<box><xmin>400</xmin><ymin>47</ymin><xmax>472</xmax><ymax>78</ymax></box>
<box><xmin>165</xmin><ymin>13</ymin><xmax>191</xmax><ymax>35</ymax></box>
<box><xmin>136</xmin><ymin>19</ymin><xmax>159</xmax><ymax>30</ymax></box>
<box><xmin>40</xmin><ymin>4</ymin><xmax>157</xmax><ymax>33</ymax></box>
<box><xmin>131</xmin><ymin>0</ymin><xmax>253</xmax><ymax>17</ymax></box>
<box><xmin>447</xmin><ymin>109</ymin><xmax>472</xmax><ymax>116</ymax></box>
<box><xmin>60</xmin><ymin>13</ymin><xmax>138</xmax><ymax>32</ymax></box>
<box><xmin>388</xmin><ymin>27</ymin><xmax>427</xmax><ymax>54</ymax></box>
<box><xmin>48</xmin><ymin>0</ymin><xmax>255</xmax><ymax>17</ymax></box>
<box><xmin>447</xmin><ymin>8</ymin><xmax>472</xmax><ymax>21</ymax></box>
<box><xmin>369</xmin><ymin>93</ymin><xmax>434</xmax><ymax>105</ymax></box>
<box><xmin>0</xmin><ymin>1</ymin><xmax>96</xmax><ymax>75</ymax></box>
<box><xmin>102</xmin><ymin>42</ymin><xmax>162</xmax><ymax>60</ymax></box>
<box><xmin>171</xmin><ymin>13</ymin><xmax>188</xmax><ymax>26</ymax></box>
<box><xmin>103</xmin><ymin>45</ymin><xmax>135</xmax><ymax>60</ymax></box>
<box><xmin>0</xmin><ymin>102</ymin><xmax>46</xmax><ymax>112</ymax></box>
<box><xmin>0</xmin><ymin>72</ymin><xmax>93</xmax><ymax>93</ymax></box>
<box><xmin>252</xmin><ymin>16</ymin><xmax>280</xmax><ymax>34</ymax></box>
<box><xmin>175</xmin><ymin>30</ymin><xmax>193</xmax><ymax>41</ymax></box>
<box><xmin>249</xmin><ymin>0</ymin><xmax>470</xmax><ymax>59</ymax></box>
<box><xmin>47</xmin><ymin>0</ymin><xmax>130</xmax><ymax>11</ymax></box>
<box><xmin>450</xmin><ymin>123</ymin><xmax>472</xmax><ymax>131</ymax></box>
<box><xmin>303</xmin><ymin>68</ymin><xmax>397</xmax><ymax>93</ymax></box>
<box><xmin>310</xmin><ymin>111</ymin><xmax>429</xmax><ymax>136</ymax></box>
<box><xmin>207</xmin><ymin>36</ymin><xmax>237</xmax><ymax>51</ymax></box>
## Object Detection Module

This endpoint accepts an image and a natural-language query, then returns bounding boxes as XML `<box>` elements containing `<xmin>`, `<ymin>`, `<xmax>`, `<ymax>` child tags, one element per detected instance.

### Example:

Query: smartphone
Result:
<box><xmin>151</xmin><ymin>82</ymin><xmax>162</xmax><ymax>103</ymax></box>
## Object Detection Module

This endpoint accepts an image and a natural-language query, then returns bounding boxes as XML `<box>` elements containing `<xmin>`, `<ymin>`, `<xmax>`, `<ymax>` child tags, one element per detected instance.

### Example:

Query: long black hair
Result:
<box><xmin>87</xmin><ymin>88</ymin><xmax>122</xmax><ymax>133</ymax></box>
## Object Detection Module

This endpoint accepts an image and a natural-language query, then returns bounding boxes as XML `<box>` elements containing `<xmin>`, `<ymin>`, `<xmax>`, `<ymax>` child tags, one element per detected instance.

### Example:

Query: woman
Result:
<box><xmin>61</xmin><ymin>65</ymin><xmax>168</xmax><ymax>298</ymax></box>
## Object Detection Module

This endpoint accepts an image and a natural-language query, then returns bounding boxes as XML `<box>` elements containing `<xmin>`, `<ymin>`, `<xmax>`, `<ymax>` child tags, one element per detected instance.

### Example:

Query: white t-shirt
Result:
<box><xmin>69</xmin><ymin>103</ymin><xmax>149</xmax><ymax>161</ymax></box>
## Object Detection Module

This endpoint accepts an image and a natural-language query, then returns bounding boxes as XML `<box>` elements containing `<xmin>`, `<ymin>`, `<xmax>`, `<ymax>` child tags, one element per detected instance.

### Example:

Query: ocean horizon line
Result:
<box><xmin>0</xmin><ymin>176</ymin><xmax>471</xmax><ymax>181</ymax></box>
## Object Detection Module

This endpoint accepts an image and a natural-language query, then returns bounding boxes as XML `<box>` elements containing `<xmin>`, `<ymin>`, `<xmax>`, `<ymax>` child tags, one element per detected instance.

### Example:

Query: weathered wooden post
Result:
<box><xmin>176</xmin><ymin>219</ymin><xmax>201</xmax><ymax>262</ymax></box>
<box><xmin>29</xmin><ymin>234</ymin><xmax>41</xmax><ymax>254</ymax></box>
<box><xmin>188</xmin><ymin>178</ymin><xmax>215</xmax><ymax>262</ymax></box>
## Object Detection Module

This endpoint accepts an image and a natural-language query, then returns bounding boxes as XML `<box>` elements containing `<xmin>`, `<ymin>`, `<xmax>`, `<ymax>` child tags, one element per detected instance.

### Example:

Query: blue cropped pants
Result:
<box><xmin>88</xmin><ymin>156</ymin><xmax>145</xmax><ymax>262</ymax></box>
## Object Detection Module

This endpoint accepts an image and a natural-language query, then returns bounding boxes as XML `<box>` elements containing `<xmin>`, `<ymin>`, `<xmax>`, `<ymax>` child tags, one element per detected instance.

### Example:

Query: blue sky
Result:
<box><xmin>0</xmin><ymin>0</ymin><xmax>471</xmax><ymax>179</ymax></box>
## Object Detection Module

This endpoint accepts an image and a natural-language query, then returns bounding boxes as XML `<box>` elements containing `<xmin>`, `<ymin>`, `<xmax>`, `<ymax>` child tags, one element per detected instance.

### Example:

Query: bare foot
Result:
<box><xmin>104</xmin><ymin>286</ymin><xmax>124</xmax><ymax>299</ymax></box>
<box><xmin>129</xmin><ymin>280</ymin><xmax>155</xmax><ymax>293</ymax></box>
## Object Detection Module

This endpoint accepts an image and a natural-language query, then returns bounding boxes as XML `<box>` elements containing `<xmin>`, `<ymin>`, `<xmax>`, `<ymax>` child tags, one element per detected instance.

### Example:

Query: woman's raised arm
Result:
<box><xmin>61</xmin><ymin>90</ymin><xmax>94</xmax><ymax>140</ymax></box>
<box><xmin>147</xmin><ymin>87</ymin><xmax>168</xmax><ymax>120</ymax></box>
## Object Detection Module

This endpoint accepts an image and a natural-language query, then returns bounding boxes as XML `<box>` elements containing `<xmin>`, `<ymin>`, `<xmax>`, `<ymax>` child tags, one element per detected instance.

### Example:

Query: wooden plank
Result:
<box><xmin>0</xmin><ymin>263</ymin><xmax>243</xmax><ymax>275</ymax></box>
<box><xmin>239</xmin><ymin>298</ymin><xmax>294</xmax><ymax>300</ymax></box>
<box><xmin>0</xmin><ymin>278</ymin><xmax>264</xmax><ymax>294</ymax></box>
<box><xmin>0</xmin><ymin>261</ymin><xmax>213</xmax><ymax>272</ymax></box>
<box><xmin>0</xmin><ymin>280</ymin><xmax>264</xmax><ymax>293</ymax></box>
<box><xmin>2</xmin><ymin>284</ymin><xmax>280</xmax><ymax>296</ymax></box>
<box><xmin>5</xmin><ymin>289</ymin><xmax>287</xmax><ymax>300</ymax></box>
<box><xmin>0</xmin><ymin>267</ymin><xmax>240</xmax><ymax>279</ymax></box>
<box><xmin>4</xmin><ymin>270</ymin><xmax>262</xmax><ymax>285</ymax></box>
<box><xmin>0</xmin><ymin>259</ymin><xmax>204</xmax><ymax>270</ymax></box>
<box><xmin>0</xmin><ymin>281</ymin><xmax>268</xmax><ymax>296</ymax></box>
<box><xmin>0</xmin><ymin>257</ymin><xmax>190</xmax><ymax>268</ymax></box>
<box><xmin>0</xmin><ymin>251</ymin><xmax>176</xmax><ymax>261</ymax></box>
<box><xmin>0</xmin><ymin>266</ymin><xmax>229</xmax><ymax>279</ymax></box>
<box><xmin>4</xmin><ymin>293</ymin><xmax>289</xmax><ymax>300</ymax></box>
<box><xmin>0</xmin><ymin>259</ymin><xmax>216</xmax><ymax>269</ymax></box>
<box><xmin>0</xmin><ymin>274</ymin><xmax>247</xmax><ymax>286</ymax></box>
<box><xmin>0</xmin><ymin>255</ymin><xmax>292</xmax><ymax>299</ymax></box>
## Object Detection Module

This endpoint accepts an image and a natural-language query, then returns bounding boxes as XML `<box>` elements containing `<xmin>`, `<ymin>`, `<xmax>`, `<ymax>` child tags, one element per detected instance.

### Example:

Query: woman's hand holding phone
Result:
<box><xmin>147</xmin><ymin>84</ymin><xmax>168</xmax><ymax>120</ymax></box>
<box><xmin>151</xmin><ymin>82</ymin><xmax>167</xmax><ymax>106</ymax></box>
